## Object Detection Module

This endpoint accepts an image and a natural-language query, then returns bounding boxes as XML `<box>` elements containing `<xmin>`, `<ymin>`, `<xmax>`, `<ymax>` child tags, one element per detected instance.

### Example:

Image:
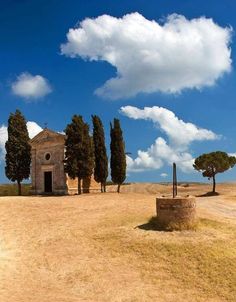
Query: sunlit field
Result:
<box><xmin>0</xmin><ymin>183</ymin><xmax>235</xmax><ymax>302</ymax></box>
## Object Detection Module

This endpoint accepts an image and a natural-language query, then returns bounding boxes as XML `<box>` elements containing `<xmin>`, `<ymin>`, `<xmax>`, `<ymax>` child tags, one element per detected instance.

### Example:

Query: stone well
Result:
<box><xmin>156</xmin><ymin>196</ymin><xmax>196</xmax><ymax>230</ymax></box>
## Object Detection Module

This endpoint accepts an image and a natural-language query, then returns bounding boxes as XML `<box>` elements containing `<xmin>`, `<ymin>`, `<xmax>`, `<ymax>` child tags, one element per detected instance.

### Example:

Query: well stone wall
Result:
<box><xmin>156</xmin><ymin>197</ymin><xmax>196</xmax><ymax>230</ymax></box>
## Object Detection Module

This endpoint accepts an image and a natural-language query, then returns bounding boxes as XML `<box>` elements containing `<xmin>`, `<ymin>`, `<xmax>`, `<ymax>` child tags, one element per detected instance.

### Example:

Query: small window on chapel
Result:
<box><xmin>45</xmin><ymin>153</ymin><xmax>51</xmax><ymax>161</ymax></box>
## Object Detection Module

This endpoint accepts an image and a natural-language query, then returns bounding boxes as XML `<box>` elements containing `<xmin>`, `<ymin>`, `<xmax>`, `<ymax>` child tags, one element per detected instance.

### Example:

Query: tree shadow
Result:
<box><xmin>197</xmin><ymin>191</ymin><xmax>220</xmax><ymax>197</ymax></box>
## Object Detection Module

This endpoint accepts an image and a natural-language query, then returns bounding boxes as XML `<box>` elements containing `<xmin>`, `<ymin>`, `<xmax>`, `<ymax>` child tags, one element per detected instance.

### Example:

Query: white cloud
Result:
<box><xmin>121</xmin><ymin>106</ymin><xmax>219</xmax><ymax>173</ymax></box>
<box><xmin>126</xmin><ymin>137</ymin><xmax>194</xmax><ymax>173</ymax></box>
<box><xmin>160</xmin><ymin>173</ymin><xmax>168</xmax><ymax>178</ymax></box>
<box><xmin>0</xmin><ymin>125</ymin><xmax>8</xmax><ymax>160</ymax></box>
<box><xmin>27</xmin><ymin>121</ymin><xmax>43</xmax><ymax>138</ymax></box>
<box><xmin>61</xmin><ymin>12</ymin><xmax>232</xmax><ymax>99</ymax></box>
<box><xmin>0</xmin><ymin>122</ymin><xmax>43</xmax><ymax>161</ymax></box>
<box><xmin>121</xmin><ymin>106</ymin><xmax>219</xmax><ymax>149</ymax></box>
<box><xmin>11</xmin><ymin>73</ymin><xmax>52</xmax><ymax>100</ymax></box>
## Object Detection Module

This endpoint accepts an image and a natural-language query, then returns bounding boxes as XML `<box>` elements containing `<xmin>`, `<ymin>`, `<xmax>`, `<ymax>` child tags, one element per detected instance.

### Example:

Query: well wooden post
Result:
<box><xmin>173</xmin><ymin>162</ymin><xmax>177</xmax><ymax>198</ymax></box>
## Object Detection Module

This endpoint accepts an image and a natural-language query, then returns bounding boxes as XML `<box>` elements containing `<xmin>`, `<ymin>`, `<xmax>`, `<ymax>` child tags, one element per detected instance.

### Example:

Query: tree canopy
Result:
<box><xmin>193</xmin><ymin>151</ymin><xmax>236</xmax><ymax>193</ymax></box>
<box><xmin>5</xmin><ymin>110</ymin><xmax>31</xmax><ymax>195</ymax></box>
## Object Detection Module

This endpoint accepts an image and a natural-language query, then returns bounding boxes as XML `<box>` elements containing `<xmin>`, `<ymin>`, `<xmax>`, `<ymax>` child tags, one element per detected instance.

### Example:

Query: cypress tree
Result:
<box><xmin>79</xmin><ymin>122</ymin><xmax>94</xmax><ymax>193</ymax></box>
<box><xmin>64</xmin><ymin>115</ymin><xmax>94</xmax><ymax>195</ymax></box>
<box><xmin>92</xmin><ymin>115</ymin><xmax>108</xmax><ymax>193</ymax></box>
<box><xmin>64</xmin><ymin>115</ymin><xmax>84</xmax><ymax>194</ymax></box>
<box><xmin>5</xmin><ymin>110</ymin><xmax>31</xmax><ymax>196</ymax></box>
<box><xmin>110</xmin><ymin>118</ymin><xmax>126</xmax><ymax>193</ymax></box>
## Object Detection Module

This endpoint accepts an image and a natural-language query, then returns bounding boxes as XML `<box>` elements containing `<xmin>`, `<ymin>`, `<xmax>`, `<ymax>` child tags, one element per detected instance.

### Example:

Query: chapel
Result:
<box><xmin>30</xmin><ymin>128</ymin><xmax>99</xmax><ymax>194</ymax></box>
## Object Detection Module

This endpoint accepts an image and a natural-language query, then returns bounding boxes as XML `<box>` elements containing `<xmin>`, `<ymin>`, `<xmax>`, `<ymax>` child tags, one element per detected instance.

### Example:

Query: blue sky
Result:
<box><xmin>0</xmin><ymin>0</ymin><xmax>236</xmax><ymax>183</ymax></box>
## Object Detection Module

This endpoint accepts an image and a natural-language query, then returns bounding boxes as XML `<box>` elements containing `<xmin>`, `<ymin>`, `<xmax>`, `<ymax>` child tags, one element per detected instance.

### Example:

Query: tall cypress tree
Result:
<box><xmin>5</xmin><ymin>110</ymin><xmax>31</xmax><ymax>196</ymax></box>
<box><xmin>110</xmin><ymin>118</ymin><xmax>126</xmax><ymax>193</ymax></box>
<box><xmin>92</xmin><ymin>115</ymin><xmax>108</xmax><ymax>193</ymax></box>
<box><xmin>64</xmin><ymin>115</ymin><xmax>94</xmax><ymax>195</ymax></box>
<box><xmin>64</xmin><ymin>115</ymin><xmax>84</xmax><ymax>194</ymax></box>
<box><xmin>79</xmin><ymin>122</ymin><xmax>94</xmax><ymax>193</ymax></box>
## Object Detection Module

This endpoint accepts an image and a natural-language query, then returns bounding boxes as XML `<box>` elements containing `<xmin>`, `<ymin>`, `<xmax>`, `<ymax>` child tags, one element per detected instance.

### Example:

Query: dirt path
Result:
<box><xmin>197</xmin><ymin>195</ymin><xmax>236</xmax><ymax>221</ymax></box>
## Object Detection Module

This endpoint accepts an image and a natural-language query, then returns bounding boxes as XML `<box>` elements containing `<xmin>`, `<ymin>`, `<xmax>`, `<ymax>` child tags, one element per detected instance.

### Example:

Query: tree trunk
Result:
<box><xmin>117</xmin><ymin>184</ymin><xmax>121</xmax><ymax>193</ymax></box>
<box><xmin>17</xmin><ymin>180</ymin><xmax>21</xmax><ymax>196</ymax></box>
<box><xmin>78</xmin><ymin>178</ymin><xmax>82</xmax><ymax>195</ymax></box>
<box><xmin>101</xmin><ymin>182</ymin><xmax>103</xmax><ymax>193</ymax></box>
<box><xmin>212</xmin><ymin>174</ymin><xmax>216</xmax><ymax>193</ymax></box>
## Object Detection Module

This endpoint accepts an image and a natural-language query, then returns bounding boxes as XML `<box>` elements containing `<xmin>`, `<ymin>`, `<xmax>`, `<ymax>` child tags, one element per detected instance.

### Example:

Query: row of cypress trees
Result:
<box><xmin>64</xmin><ymin>114</ymin><xmax>126</xmax><ymax>194</ymax></box>
<box><xmin>4</xmin><ymin>110</ymin><xmax>126</xmax><ymax>195</ymax></box>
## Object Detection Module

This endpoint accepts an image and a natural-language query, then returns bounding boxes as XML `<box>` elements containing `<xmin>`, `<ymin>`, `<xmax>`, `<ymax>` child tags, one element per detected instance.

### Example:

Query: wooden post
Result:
<box><xmin>173</xmin><ymin>163</ymin><xmax>177</xmax><ymax>198</ymax></box>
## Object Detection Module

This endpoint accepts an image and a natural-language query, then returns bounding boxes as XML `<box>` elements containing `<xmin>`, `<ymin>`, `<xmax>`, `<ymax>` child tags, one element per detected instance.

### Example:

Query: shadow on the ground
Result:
<box><xmin>135</xmin><ymin>217</ymin><xmax>172</xmax><ymax>232</ymax></box>
<box><xmin>136</xmin><ymin>216</ymin><xmax>198</xmax><ymax>232</ymax></box>
<box><xmin>197</xmin><ymin>191</ymin><xmax>220</xmax><ymax>197</ymax></box>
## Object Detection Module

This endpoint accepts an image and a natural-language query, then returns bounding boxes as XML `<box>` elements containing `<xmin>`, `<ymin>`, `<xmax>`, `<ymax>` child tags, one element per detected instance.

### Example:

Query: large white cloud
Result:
<box><xmin>0</xmin><ymin>122</ymin><xmax>43</xmax><ymax>161</ymax></box>
<box><xmin>126</xmin><ymin>137</ymin><xmax>195</xmax><ymax>173</ymax></box>
<box><xmin>121</xmin><ymin>106</ymin><xmax>219</xmax><ymax>149</ymax></box>
<box><xmin>11</xmin><ymin>73</ymin><xmax>52</xmax><ymax>100</ymax></box>
<box><xmin>61</xmin><ymin>13</ymin><xmax>232</xmax><ymax>99</ymax></box>
<box><xmin>121</xmin><ymin>106</ymin><xmax>220</xmax><ymax>173</ymax></box>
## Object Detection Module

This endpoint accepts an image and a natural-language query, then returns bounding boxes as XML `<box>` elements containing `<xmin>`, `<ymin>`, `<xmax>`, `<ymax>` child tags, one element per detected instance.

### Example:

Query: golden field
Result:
<box><xmin>0</xmin><ymin>183</ymin><xmax>235</xmax><ymax>302</ymax></box>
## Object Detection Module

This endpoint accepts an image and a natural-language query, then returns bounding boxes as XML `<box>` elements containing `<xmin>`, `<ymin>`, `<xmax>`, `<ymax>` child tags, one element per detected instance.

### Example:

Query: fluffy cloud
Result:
<box><xmin>11</xmin><ymin>73</ymin><xmax>52</xmax><ymax>100</ymax></box>
<box><xmin>121</xmin><ymin>106</ymin><xmax>219</xmax><ymax>173</ymax></box>
<box><xmin>126</xmin><ymin>138</ymin><xmax>195</xmax><ymax>173</ymax></box>
<box><xmin>121</xmin><ymin>106</ymin><xmax>218</xmax><ymax>149</ymax></box>
<box><xmin>0</xmin><ymin>122</ymin><xmax>42</xmax><ymax>161</ymax></box>
<box><xmin>160</xmin><ymin>173</ymin><xmax>168</xmax><ymax>178</ymax></box>
<box><xmin>61</xmin><ymin>13</ymin><xmax>232</xmax><ymax>99</ymax></box>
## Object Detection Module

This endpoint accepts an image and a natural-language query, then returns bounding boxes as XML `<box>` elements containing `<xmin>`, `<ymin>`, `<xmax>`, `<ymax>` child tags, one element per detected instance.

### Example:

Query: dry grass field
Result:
<box><xmin>0</xmin><ymin>183</ymin><xmax>235</xmax><ymax>302</ymax></box>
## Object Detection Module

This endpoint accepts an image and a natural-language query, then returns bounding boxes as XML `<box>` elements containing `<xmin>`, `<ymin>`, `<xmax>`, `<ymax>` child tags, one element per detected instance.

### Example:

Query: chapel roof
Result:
<box><xmin>30</xmin><ymin>128</ymin><xmax>65</xmax><ymax>145</ymax></box>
